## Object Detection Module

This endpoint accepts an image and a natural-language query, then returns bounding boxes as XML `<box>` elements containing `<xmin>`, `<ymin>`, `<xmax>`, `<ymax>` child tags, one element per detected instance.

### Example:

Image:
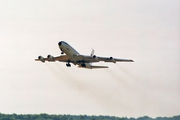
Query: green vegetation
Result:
<box><xmin>0</xmin><ymin>113</ymin><xmax>179</xmax><ymax>120</ymax></box>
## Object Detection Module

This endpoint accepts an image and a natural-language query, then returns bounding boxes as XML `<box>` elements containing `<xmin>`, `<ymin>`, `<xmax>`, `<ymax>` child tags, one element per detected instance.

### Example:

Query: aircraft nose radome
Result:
<box><xmin>58</xmin><ymin>41</ymin><xmax>62</xmax><ymax>46</ymax></box>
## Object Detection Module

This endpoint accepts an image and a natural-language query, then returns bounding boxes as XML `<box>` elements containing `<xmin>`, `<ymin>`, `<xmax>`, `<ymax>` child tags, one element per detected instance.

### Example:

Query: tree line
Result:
<box><xmin>0</xmin><ymin>113</ymin><xmax>179</xmax><ymax>120</ymax></box>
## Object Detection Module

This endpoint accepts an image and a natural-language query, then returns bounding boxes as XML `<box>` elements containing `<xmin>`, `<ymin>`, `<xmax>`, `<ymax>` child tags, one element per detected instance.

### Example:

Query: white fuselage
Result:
<box><xmin>58</xmin><ymin>41</ymin><xmax>92</xmax><ymax>68</ymax></box>
<box><xmin>59</xmin><ymin>41</ymin><xmax>79</xmax><ymax>57</ymax></box>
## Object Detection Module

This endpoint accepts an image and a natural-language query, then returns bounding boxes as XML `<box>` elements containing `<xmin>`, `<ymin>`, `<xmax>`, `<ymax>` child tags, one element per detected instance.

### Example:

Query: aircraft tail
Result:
<box><xmin>90</xmin><ymin>49</ymin><xmax>94</xmax><ymax>56</ymax></box>
<box><xmin>89</xmin><ymin>49</ymin><xmax>95</xmax><ymax>66</ymax></box>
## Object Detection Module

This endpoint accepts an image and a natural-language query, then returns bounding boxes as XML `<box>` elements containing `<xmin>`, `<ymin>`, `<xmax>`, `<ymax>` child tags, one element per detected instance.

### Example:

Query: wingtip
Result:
<box><xmin>130</xmin><ymin>59</ymin><xmax>134</xmax><ymax>62</ymax></box>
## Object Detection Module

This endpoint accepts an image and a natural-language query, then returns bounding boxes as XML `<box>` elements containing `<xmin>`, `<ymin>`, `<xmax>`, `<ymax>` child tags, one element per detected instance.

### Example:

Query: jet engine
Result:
<box><xmin>93</xmin><ymin>55</ymin><xmax>99</xmax><ymax>62</ymax></box>
<box><xmin>38</xmin><ymin>56</ymin><xmax>45</xmax><ymax>62</ymax></box>
<box><xmin>47</xmin><ymin>54</ymin><xmax>55</xmax><ymax>61</ymax></box>
<box><xmin>110</xmin><ymin>57</ymin><xmax>116</xmax><ymax>63</ymax></box>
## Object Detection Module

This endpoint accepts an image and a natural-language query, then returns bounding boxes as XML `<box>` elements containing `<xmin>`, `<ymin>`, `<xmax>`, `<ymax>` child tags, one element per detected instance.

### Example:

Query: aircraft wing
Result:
<box><xmin>74</xmin><ymin>55</ymin><xmax>134</xmax><ymax>63</ymax></box>
<box><xmin>35</xmin><ymin>54</ymin><xmax>133</xmax><ymax>63</ymax></box>
<box><xmin>35</xmin><ymin>55</ymin><xmax>70</xmax><ymax>62</ymax></box>
<box><xmin>98</xmin><ymin>57</ymin><xmax>134</xmax><ymax>62</ymax></box>
<box><xmin>73</xmin><ymin>55</ymin><xmax>98</xmax><ymax>62</ymax></box>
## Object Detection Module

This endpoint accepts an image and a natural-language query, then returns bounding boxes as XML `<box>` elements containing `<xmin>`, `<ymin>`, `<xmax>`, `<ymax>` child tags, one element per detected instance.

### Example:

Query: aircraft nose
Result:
<box><xmin>58</xmin><ymin>41</ymin><xmax>62</xmax><ymax>46</ymax></box>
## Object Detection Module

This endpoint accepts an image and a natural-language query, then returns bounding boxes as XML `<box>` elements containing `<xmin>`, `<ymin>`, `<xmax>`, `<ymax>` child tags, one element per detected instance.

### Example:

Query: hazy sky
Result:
<box><xmin>0</xmin><ymin>0</ymin><xmax>180</xmax><ymax>118</ymax></box>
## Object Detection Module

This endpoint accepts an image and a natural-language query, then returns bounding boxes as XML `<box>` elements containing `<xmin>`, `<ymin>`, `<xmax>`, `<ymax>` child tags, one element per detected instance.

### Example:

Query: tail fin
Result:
<box><xmin>90</xmin><ymin>49</ymin><xmax>94</xmax><ymax>56</ymax></box>
<box><xmin>90</xmin><ymin>49</ymin><xmax>94</xmax><ymax>66</ymax></box>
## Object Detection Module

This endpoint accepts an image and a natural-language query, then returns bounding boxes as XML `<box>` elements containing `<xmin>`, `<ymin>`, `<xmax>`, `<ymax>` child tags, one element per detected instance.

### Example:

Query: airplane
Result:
<box><xmin>35</xmin><ymin>41</ymin><xmax>134</xmax><ymax>69</ymax></box>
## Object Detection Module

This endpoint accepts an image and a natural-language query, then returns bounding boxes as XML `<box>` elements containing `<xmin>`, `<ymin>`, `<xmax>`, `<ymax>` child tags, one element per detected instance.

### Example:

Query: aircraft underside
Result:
<box><xmin>35</xmin><ymin>41</ymin><xmax>134</xmax><ymax>69</ymax></box>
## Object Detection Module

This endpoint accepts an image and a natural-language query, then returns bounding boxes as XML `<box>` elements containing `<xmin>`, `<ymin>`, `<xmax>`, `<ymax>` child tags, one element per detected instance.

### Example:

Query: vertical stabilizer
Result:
<box><xmin>90</xmin><ymin>49</ymin><xmax>95</xmax><ymax>66</ymax></box>
<box><xmin>90</xmin><ymin>49</ymin><xmax>94</xmax><ymax>56</ymax></box>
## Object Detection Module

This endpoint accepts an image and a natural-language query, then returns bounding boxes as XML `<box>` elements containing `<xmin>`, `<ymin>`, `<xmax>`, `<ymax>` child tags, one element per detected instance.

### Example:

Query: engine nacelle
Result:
<box><xmin>93</xmin><ymin>55</ymin><xmax>99</xmax><ymax>62</ymax></box>
<box><xmin>47</xmin><ymin>54</ymin><xmax>55</xmax><ymax>61</ymax></box>
<box><xmin>110</xmin><ymin>57</ymin><xmax>116</xmax><ymax>63</ymax></box>
<box><xmin>38</xmin><ymin>56</ymin><xmax>45</xmax><ymax>62</ymax></box>
<box><xmin>78</xmin><ymin>63</ymin><xmax>91</xmax><ymax>69</ymax></box>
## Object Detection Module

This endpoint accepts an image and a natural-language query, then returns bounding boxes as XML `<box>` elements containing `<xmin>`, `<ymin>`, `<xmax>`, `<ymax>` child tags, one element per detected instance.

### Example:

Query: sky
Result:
<box><xmin>0</xmin><ymin>0</ymin><xmax>180</xmax><ymax>118</ymax></box>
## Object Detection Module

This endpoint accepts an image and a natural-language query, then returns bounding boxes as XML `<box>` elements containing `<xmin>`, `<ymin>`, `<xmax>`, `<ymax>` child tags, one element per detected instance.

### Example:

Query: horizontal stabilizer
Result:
<box><xmin>91</xmin><ymin>66</ymin><xmax>109</xmax><ymax>69</ymax></box>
